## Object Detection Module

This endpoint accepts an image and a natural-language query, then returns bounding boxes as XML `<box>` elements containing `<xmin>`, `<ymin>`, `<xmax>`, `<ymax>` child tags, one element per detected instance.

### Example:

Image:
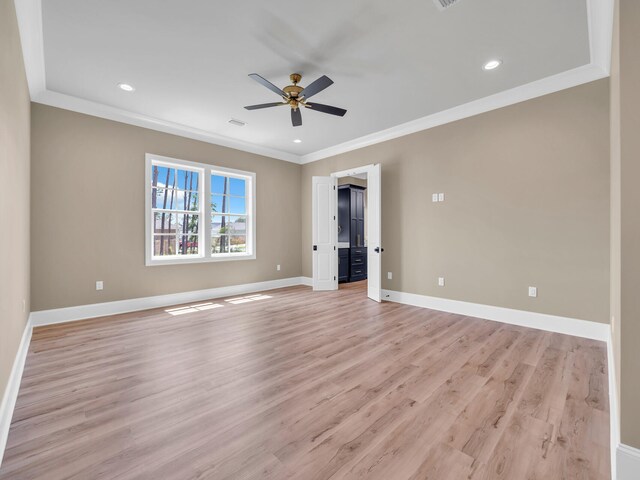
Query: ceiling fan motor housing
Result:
<box><xmin>284</xmin><ymin>73</ymin><xmax>303</xmax><ymax>99</ymax></box>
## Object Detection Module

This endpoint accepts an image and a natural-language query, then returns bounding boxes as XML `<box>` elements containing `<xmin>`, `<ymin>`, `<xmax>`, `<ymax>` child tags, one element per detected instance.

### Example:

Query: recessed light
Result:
<box><xmin>118</xmin><ymin>83</ymin><xmax>135</xmax><ymax>92</ymax></box>
<box><xmin>483</xmin><ymin>60</ymin><xmax>502</xmax><ymax>71</ymax></box>
<box><xmin>293</xmin><ymin>139</ymin><xmax>302</xmax><ymax>143</ymax></box>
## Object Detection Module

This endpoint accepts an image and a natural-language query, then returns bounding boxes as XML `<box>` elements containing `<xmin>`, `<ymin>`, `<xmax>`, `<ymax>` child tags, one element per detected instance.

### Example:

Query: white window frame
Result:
<box><xmin>145</xmin><ymin>153</ymin><xmax>256</xmax><ymax>266</ymax></box>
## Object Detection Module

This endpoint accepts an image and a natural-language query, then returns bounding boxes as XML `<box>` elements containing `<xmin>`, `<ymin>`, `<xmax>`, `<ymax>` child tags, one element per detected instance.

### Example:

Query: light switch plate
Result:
<box><xmin>438</xmin><ymin>193</ymin><xmax>445</xmax><ymax>202</ymax></box>
<box><xmin>432</xmin><ymin>193</ymin><xmax>439</xmax><ymax>203</ymax></box>
<box><xmin>96</xmin><ymin>281</ymin><xmax>104</xmax><ymax>291</ymax></box>
<box><xmin>438</xmin><ymin>277</ymin><xmax>445</xmax><ymax>287</ymax></box>
<box><xmin>387</xmin><ymin>272</ymin><xmax>393</xmax><ymax>280</ymax></box>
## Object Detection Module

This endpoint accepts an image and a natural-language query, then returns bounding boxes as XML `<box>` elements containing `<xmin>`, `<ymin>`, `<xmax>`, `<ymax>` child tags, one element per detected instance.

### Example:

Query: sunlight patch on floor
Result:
<box><xmin>165</xmin><ymin>302</ymin><xmax>224</xmax><ymax>316</ymax></box>
<box><xmin>225</xmin><ymin>294</ymin><xmax>273</xmax><ymax>305</ymax></box>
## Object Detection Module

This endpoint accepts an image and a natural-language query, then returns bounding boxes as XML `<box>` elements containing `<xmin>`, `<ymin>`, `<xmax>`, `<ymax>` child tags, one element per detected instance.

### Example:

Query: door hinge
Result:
<box><xmin>333</xmin><ymin>186</ymin><xmax>336</xmax><ymax>190</ymax></box>
<box><xmin>334</xmin><ymin>276</ymin><xmax>336</xmax><ymax>280</ymax></box>
<box><xmin>334</xmin><ymin>246</ymin><xmax>336</xmax><ymax>250</ymax></box>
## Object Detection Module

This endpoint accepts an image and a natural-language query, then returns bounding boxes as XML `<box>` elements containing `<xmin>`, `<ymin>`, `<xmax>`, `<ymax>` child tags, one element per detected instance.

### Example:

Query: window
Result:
<box><xmin>146</xmin><ymin>154</ymin><xmax>255</xmax><ymax>265</ymax></box>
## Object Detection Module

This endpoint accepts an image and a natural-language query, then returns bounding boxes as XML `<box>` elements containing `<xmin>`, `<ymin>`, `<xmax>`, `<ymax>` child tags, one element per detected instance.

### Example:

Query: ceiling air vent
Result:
<box><xmin>228</xmin><ymin>119</ymin><xmax>246</xmax><ymax>127</ymax></box>
<box><xmin>433</xmin><ymin>0</ymin><xmax>462</xmax><ymax>10</ymax></box>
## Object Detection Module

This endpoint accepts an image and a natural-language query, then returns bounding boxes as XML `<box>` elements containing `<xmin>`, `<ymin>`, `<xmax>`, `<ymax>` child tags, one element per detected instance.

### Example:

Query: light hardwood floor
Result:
<box><xmin>0</xmin><ymin>282</ymin><xmax>610</xmax><ymax>479</ymax></box>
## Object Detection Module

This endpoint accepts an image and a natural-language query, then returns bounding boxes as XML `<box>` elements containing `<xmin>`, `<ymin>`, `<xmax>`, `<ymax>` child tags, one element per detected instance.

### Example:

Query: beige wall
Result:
<box><xmin>302</xmin><ymin>80</ymin><xmax>610</xmax><ymax>324</ymax></box>
<box><xmin>0</xmin><ymin>0</ymin><xmax>31</xmax><ymax>402</ymax></box>
<box><xmin>612</xmin><ymin>0</ymin><xmax>640</xmax><ymax>450</ymax></box>
<box><xmin>31</xmin><ymin>104</ymin><xmax>302</xmax><ymax>311</ymax></box>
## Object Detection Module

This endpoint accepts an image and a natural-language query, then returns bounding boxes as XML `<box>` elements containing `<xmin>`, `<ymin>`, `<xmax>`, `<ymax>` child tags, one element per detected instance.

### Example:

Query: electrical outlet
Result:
<box><xmin>438</xmin><ymin>193</ymin><xmax>445</xmax><ymax>202</ymax></box>
<box><xmin>528</xmin><ymin>286</ymin><xmax>537</xmax><ymax>298</ymax></box>
<box><xmin>438</xmin><ymin>277</ymin><xmax>445</xmax><ymax>287</ymax></box>
<box><xmin>96</xmin><ymin>281</ymin><xmax>104</xmax><ymax>291</ymax></box>
<box><xmin>276</xmin><ymin>264</ymin><xmax>281</xmax><ymax>271</ymax></box>
<box><xmin>387</xmin><ymin>272</ymin><xmax>393</xmax><ymax>280</ymax></box>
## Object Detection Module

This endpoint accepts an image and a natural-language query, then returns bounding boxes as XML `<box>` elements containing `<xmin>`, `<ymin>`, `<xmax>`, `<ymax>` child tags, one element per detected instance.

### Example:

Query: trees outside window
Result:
<box><xmin>146</xmin><ymin>154</ymin><xmax>255</xmax><ymax>266</ymax></box>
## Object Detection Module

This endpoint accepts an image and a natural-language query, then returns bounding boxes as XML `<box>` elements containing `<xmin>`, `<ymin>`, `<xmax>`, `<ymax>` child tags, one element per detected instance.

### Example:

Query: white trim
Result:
<box><xmin>0</xmin><ymin>315</ymin><xmax>32</xmax><ymax>469</ymax></box>
<box><xmin>330</xmin><ymin>164</ymin><xmax>375</xmax><ymax>179</ymax></box>
<box><xmin>607</xmin><ymin>326</ymin><xmax>620</xmax><ymax>480</ymax></box>
<box><xmin>13</xmin><ymin>0</ymin><xmax>45</xmax><ymax>99</ymax></box>
<box><xmin>30</xmin><ymin>277</ymin><xmax>309</xmax><ymax>327</ymax></box>
<box><xmin>299</xmin><ymin>63</ymin><xmax>608</xmax><ymax>164</ymax></box>
<box><xmin>617</xmin><ymin>444</ymin><xmax>640</xmax><ymax>480</ymax></box>
<box><xmin>587</xmin><ymin>0</ymin><xmax>615</xmax><ymax>74</ymax></box>
<box><xmin>15</xmin><ymin>0</ymin><xmax>614</xmax><ymax>166</ymax></box>
<box><xmin>381</xmin><ymin>289</ymin><xmax>608</xmax><ymax>341</ymax></box>
<box><xmin>34</xmin><ymin>90</ymin><xmax>300</xmax><ymax>164</ymax></box>
<box><xmin>299</xmin><ymin>276</ymin><xmax>313</xmax><ymax>287</ymax></box>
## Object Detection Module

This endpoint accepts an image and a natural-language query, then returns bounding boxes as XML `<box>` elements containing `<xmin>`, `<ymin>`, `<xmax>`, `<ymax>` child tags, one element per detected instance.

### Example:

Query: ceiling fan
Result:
<box><xmin>244</xmin><ymin>73</ymin><xmax>347</xmax><ymax>127</ymax></box>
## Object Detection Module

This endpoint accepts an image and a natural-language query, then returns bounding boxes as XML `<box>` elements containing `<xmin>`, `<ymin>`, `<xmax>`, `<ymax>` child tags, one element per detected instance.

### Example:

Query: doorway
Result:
<box><xmin>311</xmin><ymin>164</ymin><xmax>381</xmax><ymax>302</ymax></box>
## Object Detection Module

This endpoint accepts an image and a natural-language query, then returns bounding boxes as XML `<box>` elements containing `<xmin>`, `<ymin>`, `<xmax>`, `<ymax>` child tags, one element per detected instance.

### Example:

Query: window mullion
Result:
<box><xmin>204</xmin><ymin>167</ymin><xmax>212</xmax><ymax>257</ymax></box>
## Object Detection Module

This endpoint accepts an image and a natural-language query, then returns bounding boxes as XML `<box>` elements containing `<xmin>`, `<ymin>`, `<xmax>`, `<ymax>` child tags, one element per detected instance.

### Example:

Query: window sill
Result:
<box><xmin>146</xmin><ymin>253</ymin><xmax>256</xmax><ymax>266</ymax></box>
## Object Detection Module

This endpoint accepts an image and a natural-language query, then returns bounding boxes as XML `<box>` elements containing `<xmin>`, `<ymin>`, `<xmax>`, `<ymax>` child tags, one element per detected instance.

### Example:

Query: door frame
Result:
<box><xmin>331</xmin><ymin>164</ymin><xmax>382</xmax><ymax>302</ymax></box>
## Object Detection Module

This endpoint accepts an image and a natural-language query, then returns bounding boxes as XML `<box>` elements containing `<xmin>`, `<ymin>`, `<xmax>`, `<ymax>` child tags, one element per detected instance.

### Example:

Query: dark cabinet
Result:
<box><xmin>338</xmin><ymin>248</ymin><xmax>349</xmax><ymax>282</ymax></box>
<box><xmin>351</xmin><ymin>188</ymin><xmax>365</xmax><ymax>247</ymax></box>
<box><xmin>338</xmin><ymin>184</ymin><xmax>367</xmax><ymax>283</ymax></box>
<box><xmin>350</xmin><ymin>247</ymin><xmax>367</xmax><ymax>282</ymax></box>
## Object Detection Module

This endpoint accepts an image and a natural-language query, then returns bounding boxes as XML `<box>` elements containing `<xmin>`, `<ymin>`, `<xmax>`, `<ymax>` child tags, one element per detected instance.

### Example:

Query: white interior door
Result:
<box><xmin>367</xmin><ymin>164</ymin><xmax>382</xmax><ymax>302</ymax></box>
<box><xmin>312</xmin><ymin>176</ymin><xmax>338</xmax><ymax>291</ymax></box>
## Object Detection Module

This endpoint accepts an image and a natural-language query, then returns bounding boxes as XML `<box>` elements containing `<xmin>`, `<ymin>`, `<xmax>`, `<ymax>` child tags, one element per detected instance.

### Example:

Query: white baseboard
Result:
<box><xmin>381</xmin><ymin>289</ymin><xmax>609</xmax><ymax>341</ymax></box>
<box><xmin>31</xmin><ymin>277</ymin><xmax>310</xmax><ymax>327</ymax></box>
<box><xmin>0</xmin><ymin>315</ymin><xmax>33</xmax><ymax>468</ymax></box>
<box><xmin>299</xmin><ymin>276</ymin><xmax>313</xmax><ymax>287</ymax></box>
<box><xmin>617</xmin><ymin>444</ymin><xmax>640</xmax><ymax>479</ymax></box>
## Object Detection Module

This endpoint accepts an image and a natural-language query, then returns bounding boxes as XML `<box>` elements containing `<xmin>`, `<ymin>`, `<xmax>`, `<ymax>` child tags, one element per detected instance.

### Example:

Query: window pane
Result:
<box><xmin>154</xmin><ymin>189</ymin><xmax>182</xmax><ymax>210</ymax></box>
<box><xmin>153</xmin><ymin>189</ymin><xmax>199</xmax><ymax>211</ymax></box>
<box><xmin>211</xmin><ymin>235</ymin><xmax>229</xmax><ymax>254</ymax></box>
<box><xmin>211</xmin><ymin>175</ymin><xmax>229</xmax><ymax>194</ymax></box>
<box><xmin>230</xmin><ymin>235</ymin><xmax>246</xmax><ymax>253</ymax></box>
<box><xmin>176</xmin><ymin>169</ymin><xmax>199</xmax><ymax>191</ymax></box>
<box><xmin>178</xmin><ymin>234</ymin><xmax>199</xmax><ymax>255</ymax></box>
<box><xmin>154</xmin><ymin>213</ymin><xmax>178</xmax><ymax>233</ymax></box>
<box><xmin>226</xmin><ymin>216</ymin><xmax>247</xmax><ymax>235</ymax></box>
<box><xmin>228</xmin><ymin>178</ymin><xmax>246</xmax><ymax>196</ymax></box>
<box><xmin>228</xmin><ymin>196</ymin><xmax>246</xmax><ymax>214</ymax></box>
<box><xmin>176</xmin><ymin>213</ymin><xmax>199</xmax><ymax>236</ymax></box>
<box><xmin>154</xmin><ymin>235</ymin><xmax>176</xmax><ymax>256</ymax></box>
<box><xmin>211</xmin><ymin>194</ymin><xmax>228</xmax><ymax>213</ymax></box>
<box><xmin>176</xmin><ymin>190</ymin><xmax>199</xmax><ymax>211</ymax></box>
<box><xmin>153</xmin><ymin>166</ymin><xmax>176</xmax><ymax>189</ymax></box>
<box><xmin>211</xmin><ymin>215</ymin><xmax>227</xmax><ymax>235</ymax></box>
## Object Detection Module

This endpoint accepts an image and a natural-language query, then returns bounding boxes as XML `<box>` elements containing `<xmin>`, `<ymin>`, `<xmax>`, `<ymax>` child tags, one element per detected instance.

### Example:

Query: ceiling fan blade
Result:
<box><xmin>299</xmin><ymin>75</ymin><xmax>334</xmax><ymax>100</ymax></box>
<box><xmin>305</xmin><ymin>102</ymin><xmax>347</xmax><ymax>117</ymax></box>
<box><xmin>291</xmin><ymin>108</ymin><xmax>302</xmax><ymax>127</ymax></box>
<box><xmin>244</xmin><ymin>102</ymin><xmax>286</xmax><ymax>110</ymax></box>
<box><xmin>248</xmin><ymin>73</ymin><xmax>287</xmax><ymax>98</ymax></box>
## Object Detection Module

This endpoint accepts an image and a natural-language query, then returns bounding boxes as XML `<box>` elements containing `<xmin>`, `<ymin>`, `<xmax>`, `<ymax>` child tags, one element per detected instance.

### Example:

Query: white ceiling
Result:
<box><xmin>34</xmin><ymin>0</ymin><xmax>602</xmax><ymax>161</ymax></box>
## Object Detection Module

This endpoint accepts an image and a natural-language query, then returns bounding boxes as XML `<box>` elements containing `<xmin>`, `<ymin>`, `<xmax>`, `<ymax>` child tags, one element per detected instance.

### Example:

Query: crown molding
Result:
<box><xmin>33</xmin><ymin>90</ymin><xmax>301</xmax><ymax>164</ymax></box>
<box><xmin>299</xmin><ymin>63</ymin><xmax>608</xmax><ymax>164</ymax></box>
<box><xmin>15</xmin><ymin>0</ymin><xmax>614</xmax><ymax>166</ymax></box>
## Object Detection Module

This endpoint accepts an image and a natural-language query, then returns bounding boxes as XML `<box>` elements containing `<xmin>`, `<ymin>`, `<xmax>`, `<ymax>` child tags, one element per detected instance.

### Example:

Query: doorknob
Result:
<box><xmin>374</xmin><ymin>247</ymin><xmax>384</xmax><ymax>253</ymax></box>
<box><xmin>313</xmin><ymin>245</ymin><xmax>317</xmax><ymax>251</ymax></box>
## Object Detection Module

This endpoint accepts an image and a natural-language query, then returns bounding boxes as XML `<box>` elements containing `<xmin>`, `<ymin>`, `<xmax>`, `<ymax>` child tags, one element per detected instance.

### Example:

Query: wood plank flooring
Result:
<box><xmin>0</xmin><ymin>282</ymin><xmax>610</xmax><ymax>479</ymax></box>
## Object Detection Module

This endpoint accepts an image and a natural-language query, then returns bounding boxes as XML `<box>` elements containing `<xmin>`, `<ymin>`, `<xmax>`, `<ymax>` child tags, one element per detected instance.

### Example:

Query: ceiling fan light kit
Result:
<box><xmin>245</xmin><ymin>73</ymin><xmax>347</xmax><ymax>127</ymax></box>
